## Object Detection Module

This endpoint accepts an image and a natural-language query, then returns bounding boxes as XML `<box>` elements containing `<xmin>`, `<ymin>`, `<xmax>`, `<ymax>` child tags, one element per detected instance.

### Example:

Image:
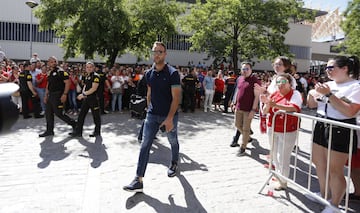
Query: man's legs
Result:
<box><xmin>240</xmin><ymin>111</ymin><xmax>252</xmax><ymax>149</ymax></box>
<box><xmin>39</xmin><ymin>100</ymin><xmax>55</xmax><ymax>137</ymax></box>
<box><xmin>136</xmin><ymin>113</ymin><xmax>159</xmax><ymax>178</ymax></box>
<box><xmin>166</xmin><ymin>114</ymin><xmax>179</xmax><ymax>177</ymax></box>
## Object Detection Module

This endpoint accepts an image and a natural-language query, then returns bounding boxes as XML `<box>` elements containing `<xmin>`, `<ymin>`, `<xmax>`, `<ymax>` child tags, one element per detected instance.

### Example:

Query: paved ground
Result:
<box><xmin>0</xmin><ymin>109</ymin><xmax>359</xmax><ymax>213</ymax></box>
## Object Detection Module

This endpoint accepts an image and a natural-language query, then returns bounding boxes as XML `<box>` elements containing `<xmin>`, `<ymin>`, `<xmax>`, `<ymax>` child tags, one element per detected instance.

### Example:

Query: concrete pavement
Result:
<box><xmin>0</xmin><ymin>109</ymin><xmax>359</xmax><ymax>213</ymax></box>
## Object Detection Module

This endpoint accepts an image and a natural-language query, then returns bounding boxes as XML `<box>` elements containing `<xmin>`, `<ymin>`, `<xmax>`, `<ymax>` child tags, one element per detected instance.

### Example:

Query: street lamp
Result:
<box><xmin>25</xmin><ymin>0</ymin><xmax>39</xmax><ymax>59</ymax></box>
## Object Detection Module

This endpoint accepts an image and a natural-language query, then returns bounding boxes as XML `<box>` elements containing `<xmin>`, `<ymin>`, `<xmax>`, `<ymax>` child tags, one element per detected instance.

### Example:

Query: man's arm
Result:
<box><xmin>162</xmin><ymin>86</ymin><xmax>181</xmax><ymax>132</ymax></box>
<box><xmin>27</xmin><ymin>81</ymin><xmax>37</xmax><ymax>96</ymax></box>
<box><xmin>146</xmin><ymin>85</ymin><xmax>151</xmax><ymax>107</ymax></box>
<box><xmin>60</xmin><ymin>79</ymin><xmax>70</xmax><ymax>103</ymax></box>
<box><xmin>167</xmin><ymin>86</ymin><xmax>181</xmax><ymax>120</ymax></box>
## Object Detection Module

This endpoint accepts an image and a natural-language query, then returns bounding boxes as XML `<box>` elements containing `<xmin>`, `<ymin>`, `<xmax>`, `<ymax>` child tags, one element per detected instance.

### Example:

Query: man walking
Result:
<box><xmin>232</xmin><ymin>62</ymin><xmax>261</xmax><ymax>155</ymax></box>
<box><xmin>123</xmin><ymin>41</ymin><xmax>181</xmax><ymax>192</ymax></box>
<box><xmin>39</xmin><ymin>56</ymin><xmax>77</xmax><ymax>137</ymax></box>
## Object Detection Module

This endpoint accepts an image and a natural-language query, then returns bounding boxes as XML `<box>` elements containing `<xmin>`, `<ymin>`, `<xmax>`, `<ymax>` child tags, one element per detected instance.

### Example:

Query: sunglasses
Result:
<box><xmin>272</xmin><ymin>63</ymin><xmax>284</xmax><ymax>67</ymax></box>
<box><xmin>152</xmin><ymin>50</ymin><xmax>164</xmax><ymax>55</ymax></box>
<box><xmin>276</xmin><ymin>79</ymin><xmax>288</xmax><ymax>85</ymax></box>
<box><xmin>325</xmin><ymin>66</ymin><xmax>335</xmax><ymax>72</ymax></box>
<box><xmin>241</xmin><ymin>67</ymin><xmax>250</xmax><ymax>71</ymax></box>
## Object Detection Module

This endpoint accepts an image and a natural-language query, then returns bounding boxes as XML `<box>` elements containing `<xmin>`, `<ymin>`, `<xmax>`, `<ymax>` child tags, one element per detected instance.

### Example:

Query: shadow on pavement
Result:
<box><xmin>37</xmin><ymin>136</ymin><xmax>72</xmax><ymax>168</ymax></box>
<box><xmin>78</xmin><ymin>136</ymin><xmax>108</xmax><ymax>168</ymax></box>
<box><xmin>149</xmin><ymin>141</ymin><xmax>208</xmax><ymax>173</ymax></box>
<box><xmin>125</xmin><ymin>174</ymin><xmax>207</xmax><ymax>212</ymax></box>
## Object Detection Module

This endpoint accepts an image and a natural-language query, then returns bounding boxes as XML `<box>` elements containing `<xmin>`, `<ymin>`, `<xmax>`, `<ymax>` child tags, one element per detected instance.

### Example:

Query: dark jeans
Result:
<box><xmin>183</xmin><ymin>90</ymin><xmax>195</xmax><ymax>112</ymax></box>
<box><xmin>136</xmin><ymin>113</ymin><xmax>179</xmax><ymax>177</ymax></box>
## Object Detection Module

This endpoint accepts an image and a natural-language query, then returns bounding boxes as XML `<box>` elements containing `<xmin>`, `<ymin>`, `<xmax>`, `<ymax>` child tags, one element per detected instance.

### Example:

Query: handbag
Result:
<box><xmin>111</xmin><ymin>87</ymin><xmax>122</xmax><ymax>94</ymax></box>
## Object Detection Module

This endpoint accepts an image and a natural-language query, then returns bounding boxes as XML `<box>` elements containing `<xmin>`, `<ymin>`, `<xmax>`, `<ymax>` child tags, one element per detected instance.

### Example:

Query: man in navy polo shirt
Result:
<box><xmin>123</xmin><ymin>41</ymin><xmax>181</xmax><ymax>192</ymax></box>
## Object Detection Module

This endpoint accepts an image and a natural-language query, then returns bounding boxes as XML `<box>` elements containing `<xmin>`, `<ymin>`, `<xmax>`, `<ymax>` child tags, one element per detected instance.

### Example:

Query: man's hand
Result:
<box><xmin>161</xmin><ymin>118</ymin><xmax>174</xmax><ymax>133</ymax></box>
<box><xmin>60</xmin><ymin>94</ymin><xmax>67</xmax><ymax>103</ymax></box>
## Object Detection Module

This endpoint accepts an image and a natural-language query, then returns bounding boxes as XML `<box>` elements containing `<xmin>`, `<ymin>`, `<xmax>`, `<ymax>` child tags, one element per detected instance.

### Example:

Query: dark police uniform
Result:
<box><xmin>75</xmin><ymin>72</ymin><xmax>101</xmax><ymax>136</ymax></box>
<box><xmin>182</xmin><ymin>73</ymin><xmax>198</xmax><ymax>112</ymax></box>
<box><xmin>45</xmin><ymin>67</ymin><xmax>76</xmax><ymax>134</ymax></box>
<box><xmin>223</xmin><ymin>75</ymin><xmax>236</xmax><ymax>113</ymax></box>
<box><xmin>96</xmin><ymin>69</ymin><xmax>107</xmax><ymax>114</ymax></box>
<box><xmin>19</xmin><ymin>69</ymin><xmax>42</xmax><ymax>118</ymax></box>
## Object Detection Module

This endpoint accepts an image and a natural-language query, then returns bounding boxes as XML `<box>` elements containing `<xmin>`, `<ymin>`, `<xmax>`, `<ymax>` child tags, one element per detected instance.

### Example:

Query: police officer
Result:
<box><xmin>182</xmin><ymin>68</ymin><xmax>198</xmax><ymax>112</ymax></box>
<box><xmin>72</xmin><ymin>62</ymin><xmax>101</xmax><ymax>137</ymax></box>
<box><xmin>223</xmin><ymin>71</ymin><xmax>236</xmax><ymax>113</ymax></box>
<box><xmin>19</xmin><ymin>61</ymin><xmax>43</xmax><ymax>119</ymax></box>
<box><xmin>39</xmin><ymin>56</ymin><xmax>77</xmax><ymax>137</ymax></box>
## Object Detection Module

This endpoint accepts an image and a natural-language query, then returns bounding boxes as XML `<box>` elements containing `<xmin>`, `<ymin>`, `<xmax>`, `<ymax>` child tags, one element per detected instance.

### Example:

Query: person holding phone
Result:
<box><xmin>123</xmin><ymin>41</ymin><xmax>181</xmax><ymax>193</ymax></box>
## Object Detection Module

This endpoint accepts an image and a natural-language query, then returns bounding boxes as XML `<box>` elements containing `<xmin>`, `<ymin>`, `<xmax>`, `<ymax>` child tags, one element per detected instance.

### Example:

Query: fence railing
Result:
<box><xmin>258</xmin><ymin>110</ymin><xmax>360</xmax><ymax>213</ymax></box>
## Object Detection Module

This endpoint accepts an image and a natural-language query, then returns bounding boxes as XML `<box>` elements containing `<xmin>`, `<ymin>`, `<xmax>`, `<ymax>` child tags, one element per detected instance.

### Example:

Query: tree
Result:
<box><xmin>341</xmin><ymin>0</ymin><xmax>360</xmax><ymax>57</ymax></box>
<box><xmin>126</xmin><ymin>0</ymin><xmax>184</xmax><ymax>59</ymax></box>
<box><xmin>180</xmin><ymin>0</ymin><xmax>314</xmax><ymax>72</ymax></box>
<box><xmin>35</xmin><ymin>0</ymin><xmax>183</xmax><ymax>66</ymax></box>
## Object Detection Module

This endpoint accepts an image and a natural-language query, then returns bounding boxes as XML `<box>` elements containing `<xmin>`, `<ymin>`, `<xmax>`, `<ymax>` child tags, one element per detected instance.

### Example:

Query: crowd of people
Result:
<box><xmin>1</xmin><ymin>48</ymin><xmax>360</xmax><ymax>213</ymax></box>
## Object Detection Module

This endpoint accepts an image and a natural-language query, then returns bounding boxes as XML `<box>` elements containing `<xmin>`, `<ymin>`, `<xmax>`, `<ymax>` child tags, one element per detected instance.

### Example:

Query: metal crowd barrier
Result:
<box><xmin>258</xmin><ymin>110</ymin><xmax>360</xmax><ymax>213</ymax></box>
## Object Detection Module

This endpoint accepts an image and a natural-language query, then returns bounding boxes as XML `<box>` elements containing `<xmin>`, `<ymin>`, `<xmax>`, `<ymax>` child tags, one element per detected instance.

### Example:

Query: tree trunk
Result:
<box><xmin>107</xmin><ymin>48</ymin><xmax>119</xmax><ymax>68</ymax></box>
<box><xmin>232</xmin><ymin>25</ymin><xmax>239</xmax><ymax>75</ymax></box>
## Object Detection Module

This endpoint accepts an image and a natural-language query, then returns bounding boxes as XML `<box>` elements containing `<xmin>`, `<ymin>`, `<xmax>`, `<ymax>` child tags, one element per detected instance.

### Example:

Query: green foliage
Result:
<box><xmin>180</xmin><ymin>0</ymin><xmax>313</xmax><ymax>70</ymax></box>
<box><xmin>126</xmin><ymin>0</ymin><xmax>184</xmax><ymax>59</ymax></box>
<box><xmin>35</xmin><ymin>0</ymin><xmax>182</xmax><ymax>65</ymax></box>
<box><xmin>341</xmin><ymin>0</ymin><xmax>360</xmax><ymax>57</ymax></box>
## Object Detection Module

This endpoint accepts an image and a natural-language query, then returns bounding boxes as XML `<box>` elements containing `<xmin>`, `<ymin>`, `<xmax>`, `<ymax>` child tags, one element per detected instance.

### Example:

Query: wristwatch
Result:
<box><xmin>325</xmin><ymin>92</ymin><xmax>333</xmax><ymax>98</ymax></box>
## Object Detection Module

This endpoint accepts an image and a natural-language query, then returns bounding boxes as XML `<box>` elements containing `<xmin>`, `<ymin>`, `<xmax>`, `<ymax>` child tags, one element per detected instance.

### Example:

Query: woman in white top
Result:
<box><xmin>307</xmin><ymin>55</ymin><xmax>360</xmax><ymax>212</ymax></box>
<box><xmin>110</xmin><ymin>69</ymin><xmax>124</xmax><ymax>112</ymax></box>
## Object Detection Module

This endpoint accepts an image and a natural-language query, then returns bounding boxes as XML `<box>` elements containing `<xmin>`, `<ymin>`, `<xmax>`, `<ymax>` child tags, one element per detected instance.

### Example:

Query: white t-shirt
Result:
<box><xmin>111</xmin><ymin>75</ymin><xmax>124</xmax><ymax>89</ymax></box>
<box><xmin>317</xmin><ymin>80</ymin><xmax>360</xmax><ymax>120</ymax></box>
<box><xmin>299</xmin><ymin>77</ymin><xmax>308</xmax><ymax>90</ymax></box>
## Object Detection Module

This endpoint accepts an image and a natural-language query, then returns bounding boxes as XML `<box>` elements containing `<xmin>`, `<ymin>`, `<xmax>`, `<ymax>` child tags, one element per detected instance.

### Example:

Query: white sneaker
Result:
<box><xmin>40</xmin><ymin>111</ymin><xmax>45</xmax><ymax>116</ymax></box>
<box><xmin>204</xmin><ymin>109</ymin><xmax>207</xmax><ymax>112</ymax></box>
<box><xmin>321</xmin><ymin>205</ymin><xmax>340</xmax><ymax>213</ymax></box>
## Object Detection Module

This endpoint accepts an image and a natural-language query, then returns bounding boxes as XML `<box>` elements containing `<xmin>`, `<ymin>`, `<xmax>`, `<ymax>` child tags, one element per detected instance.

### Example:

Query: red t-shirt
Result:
<box><xmin>0</xmin><ymin>71</ymin><xmax>9</xmax><ymax>82</ymax></box>
<box><xmin>215</xmin><ymin>78</ymin><xmax>224</xmax><ymax>93</ymax></box>
<box><xmin>267</xmin><ymin>90</ymin><xmax>301</xmax><ymax>132</ymax></box>
<box><xmin>69</xmin><ymin>75</ymin><xmax>78</xmax><ymax>90</ymax></box>
<box><xmin>235</xmin><ymin>75</ymin><xmax>261</xmax><ymax>111</ymax></box>
<box><xmin>36</xmin><ymin>73</ymin><xmax>48</xmax><ymax>88</ymax></box>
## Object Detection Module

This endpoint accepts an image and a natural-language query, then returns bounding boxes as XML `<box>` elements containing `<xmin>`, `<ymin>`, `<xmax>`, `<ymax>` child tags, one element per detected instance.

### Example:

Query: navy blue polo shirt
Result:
<box><xmin>146</xmin><ymin>64</ymin><xmax>180</xmax><ymax>116</ymax></box>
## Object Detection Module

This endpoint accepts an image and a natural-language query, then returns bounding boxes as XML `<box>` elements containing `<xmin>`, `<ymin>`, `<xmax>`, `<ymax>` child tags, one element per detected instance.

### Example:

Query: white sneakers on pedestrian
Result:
<box><xmin>321</xmin><ymin>205</ymin><xmax>341</xmax><ymax>213</ymax></box>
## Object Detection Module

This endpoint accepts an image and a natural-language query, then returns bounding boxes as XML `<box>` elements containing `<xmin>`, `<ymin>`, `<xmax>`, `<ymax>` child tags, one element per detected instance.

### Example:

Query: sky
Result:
<box><xmin>302</xmin><ymin>0</ymin><xmax>349</xmax><ymax>12</ymax></box>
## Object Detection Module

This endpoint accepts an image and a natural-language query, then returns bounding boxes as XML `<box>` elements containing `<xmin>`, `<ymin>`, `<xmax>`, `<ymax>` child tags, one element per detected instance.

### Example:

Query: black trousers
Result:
<box><xmin>183</xmin><ymin>90</ymin><xmax>196</xmax><ymax>112</ymax></box>
<box><xmin>20</xmin><ymin>91</ymin><xmax>41</xmax><ymax>118</ymax></box>
<box><xmin>76</xmin><ymin>95</ymin><xmax>101</xmax><ymax>135</ymax></box>
<box><xmin>223</xmin><ymin>91</ymin><xmax>233</xmax><ymax>112</ymax></box>
<box><xmin>45</xmin><ymin>92</ymin><xmax>76</xmax><ymax>132</ymax></box>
